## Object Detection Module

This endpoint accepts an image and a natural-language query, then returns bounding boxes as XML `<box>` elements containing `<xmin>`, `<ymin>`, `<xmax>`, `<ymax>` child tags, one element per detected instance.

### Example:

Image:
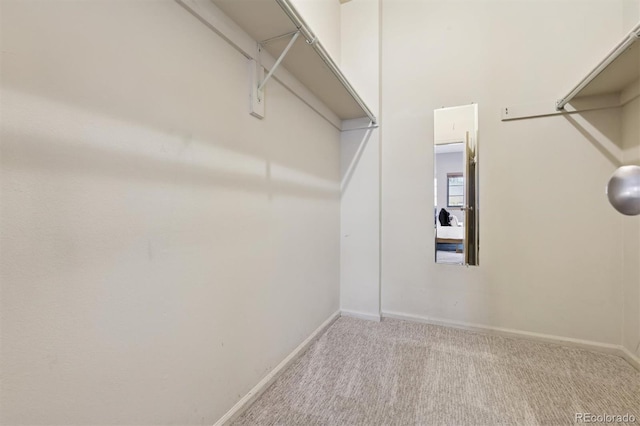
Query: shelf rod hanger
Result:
<box><xmin>557</xmin><ymin>22</ymin><xmax>640</xmax><ymax>110</ymax></box>
<box><xmin>258</xmin><ymin>30</ymin><xmax>300</xmax><ymax>91</ymax></box>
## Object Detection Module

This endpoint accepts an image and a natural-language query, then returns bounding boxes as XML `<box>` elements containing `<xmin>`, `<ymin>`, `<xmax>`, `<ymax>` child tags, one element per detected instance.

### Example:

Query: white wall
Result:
<box><xmin>339</xmin><ymin>0</ymin><xmax>381</xmax><ymax>319</ymax></box>
<box><xmin>622</xmin><ymin>96</ymin><xmax>640</xmax><ymax>358</ymax></box>
<box><xmin>340</xmin><ymin>0</ymin><xmax>380</xmax><ymax>114</ymax></box>
<box><xmin>435</xmin><ymin>152</ymin><xmax>464</xmax><ymax>223</ymax></box>
<box><xmin>621</xmin><ymin>0</ymin><xmax>640</xmax><ymax>362</ymax></box>
<box><xmin>434</xmin><ymin>105</ymin><xmax>476</xmax><ymax>145</ymax></box>
<box><xmin>0</xmin><ymin>1</ymin><xmax>340</xmax><ymax>424</ymax></box>
<box><xmin>381</xmin><ymin>0</ymin><xmax>627</xmax><ymax>345</ymax></box>
<box><xmin>623</xmin><ymin>0</ymin><xmax>640</xmax><ymax>31</ymax></box>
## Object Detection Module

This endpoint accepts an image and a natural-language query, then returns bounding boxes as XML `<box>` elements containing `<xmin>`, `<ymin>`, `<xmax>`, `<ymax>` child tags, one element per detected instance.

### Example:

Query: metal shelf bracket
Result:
<box><xmin>258</xmin><ymin>30</ymin><xmax>300</xmax><ymax>92</ymax></box>
<box><xmin>250</xmin><ymin>30</ymin><xmax>300</xmax><ymax>119</ymax></box>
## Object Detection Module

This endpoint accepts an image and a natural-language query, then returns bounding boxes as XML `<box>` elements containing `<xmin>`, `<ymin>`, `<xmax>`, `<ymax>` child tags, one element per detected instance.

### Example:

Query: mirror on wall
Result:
<box><xmin>434</xmin><ymin>104</ymin><xmax>479</xmax><ymax>266</ymax></box>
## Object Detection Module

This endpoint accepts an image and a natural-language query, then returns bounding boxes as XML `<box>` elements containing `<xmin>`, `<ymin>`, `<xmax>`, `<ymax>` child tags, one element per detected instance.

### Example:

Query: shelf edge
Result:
<box><xmin>557</xmin><ymin>21</ymin><xmax>640</xmax><ymax>110</ymax></box>
<box><xmin>274</xmin><ymin>0</ymin><xmax>377</xmax><ymax>125</ymax></box>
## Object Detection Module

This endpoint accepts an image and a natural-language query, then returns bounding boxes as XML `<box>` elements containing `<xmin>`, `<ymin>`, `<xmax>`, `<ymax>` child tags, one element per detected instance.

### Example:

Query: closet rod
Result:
<box><xmin>557</xmin><ymin>22</ymin><xmax>640</xmax><ymax>110</ymax></box>
<box><xmin>275</xmin><ymin>0</ymin><xmax>377</xmax><ymax>125</ymax></box>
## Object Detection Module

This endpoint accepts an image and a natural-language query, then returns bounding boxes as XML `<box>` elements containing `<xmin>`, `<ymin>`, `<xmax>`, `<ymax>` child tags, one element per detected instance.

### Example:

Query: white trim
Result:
<box><xmin>213</xmin><ymin>311</ymin><xmax>340</xmax><ymax>426</ymax></box>
<box><xmin>620</xmin><ymin>346</ymin><xmax>640</xmax><ymax>371</ymax></box>
<box><xmin>341</xmin><ymin>309</ymin><xmax>381</xmax><ymax>322</ymax></box>
<box><xmin>381</xmin><ymin>311</ymin><xmax>639</xmax><ymax>371</ymax></box>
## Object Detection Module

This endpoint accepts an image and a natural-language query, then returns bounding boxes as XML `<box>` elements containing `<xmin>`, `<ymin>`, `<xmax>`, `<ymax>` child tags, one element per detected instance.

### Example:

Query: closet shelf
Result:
<box><xmin>557</xmin><ymin>22</ymin><xmax>640</xmax><ymax>109</ymax></box>
<box><xmin>211</xmin><ymin>0</ymin><xmax>377</xmax><ymax>124</ymax></box>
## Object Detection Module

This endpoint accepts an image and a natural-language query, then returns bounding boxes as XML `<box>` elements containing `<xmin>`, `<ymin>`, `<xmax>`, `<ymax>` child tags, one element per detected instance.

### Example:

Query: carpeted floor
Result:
<box><xmin>233</xmin><ymin>317</ymin><xmax>640</xmax><ymax>425</ymax></box>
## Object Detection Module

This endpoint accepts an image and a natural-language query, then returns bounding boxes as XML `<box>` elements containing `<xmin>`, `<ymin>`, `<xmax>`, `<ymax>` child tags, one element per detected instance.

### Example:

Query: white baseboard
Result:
<box><xmin>340</xmin><ymin>309</ymin><xmax>381</xmax><ymax>322</ymax></box>
<box><xmin>620</xmin><ymin>346</ymin><xmax>640</xmax><ymax>371</ymax></box>
<box><xmin>382</xmin><ymin>311</ymin><xmax>639</xmax><ymax>371</ymax></box>
<box><xmin>213</xmin><ymin>310</ymin><xmax>340</xmax><ymax>426</ymax></box>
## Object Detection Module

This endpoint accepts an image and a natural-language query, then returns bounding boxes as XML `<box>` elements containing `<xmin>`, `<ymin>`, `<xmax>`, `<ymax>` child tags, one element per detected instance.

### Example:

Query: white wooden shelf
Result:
<box><xmin>567</xmin><ymin>42</ymin><xmax>639</xmax><ymax>100</ymax></box>
<box><xmin>179</xmin><ymin>0</ymin><xmax>376</xmax><ymax>125</ymax></box>
<box><xmin>502</xmin><ymin>22</ymin><xmax>640</xmax><ymax>121</ymax></box>
<box><xmin>557</xmin><ymin>22</ymin><xmax>640</xmax><ymax>110</ymax></box>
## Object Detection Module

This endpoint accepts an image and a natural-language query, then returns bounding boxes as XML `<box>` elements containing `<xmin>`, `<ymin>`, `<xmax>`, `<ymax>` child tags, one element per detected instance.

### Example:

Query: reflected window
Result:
<box><xmin>447</xmin><ymin>173</ymin><xmax>464</xmax><ymax>207</ymax></box>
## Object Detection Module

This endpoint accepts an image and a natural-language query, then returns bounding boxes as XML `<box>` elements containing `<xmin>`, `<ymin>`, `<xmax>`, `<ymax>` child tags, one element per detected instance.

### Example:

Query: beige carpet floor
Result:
<box><xmin>233</xmin><ymin>317</ymin><xmax>640</xmax><ymax>425</ymax></box>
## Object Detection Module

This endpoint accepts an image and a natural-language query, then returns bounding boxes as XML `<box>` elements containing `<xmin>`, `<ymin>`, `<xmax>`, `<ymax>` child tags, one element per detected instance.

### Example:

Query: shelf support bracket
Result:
<box><xmin>250</xmin><ymin>30</ymin><xmax>300</xmax><ymax>119</ymax></box>
<box><xmin>258</xmin><ymin>30</ymin><xmax>300</xmax><ymax>92</ymax></box>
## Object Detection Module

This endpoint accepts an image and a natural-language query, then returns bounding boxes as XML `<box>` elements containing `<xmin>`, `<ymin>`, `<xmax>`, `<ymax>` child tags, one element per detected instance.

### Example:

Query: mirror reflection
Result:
<box><xmin>434</xmin><ymin>104</ymin><xmax>479</xmax><ymax>265</ymax></box>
